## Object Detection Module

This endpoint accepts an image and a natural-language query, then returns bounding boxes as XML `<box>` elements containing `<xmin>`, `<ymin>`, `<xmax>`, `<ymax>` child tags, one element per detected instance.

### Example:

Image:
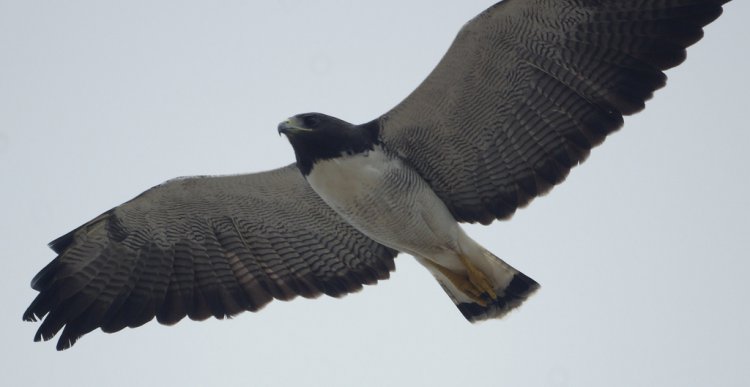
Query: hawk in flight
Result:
<box><xmin>24</xmin><ymin>0</ymin><xmax>731</xmax><ymax>349</ymax></box>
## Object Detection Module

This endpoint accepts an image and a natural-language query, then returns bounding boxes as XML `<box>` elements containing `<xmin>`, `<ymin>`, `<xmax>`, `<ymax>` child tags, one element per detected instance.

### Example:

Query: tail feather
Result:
<box><xmin>453</xmin><ymin>269</ymin><xmax>539</xmax><ymax>322</ymax></box>
<box><xmin>426</xmin><ymin>249</ymin><xmax>539</xmax><ymax>322</ymax></box>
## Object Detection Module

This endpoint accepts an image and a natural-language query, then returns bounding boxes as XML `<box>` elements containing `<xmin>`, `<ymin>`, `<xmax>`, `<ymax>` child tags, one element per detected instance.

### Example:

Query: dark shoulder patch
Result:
<box><xmin>358</xmin><ymin>118</ymin><xmax>382</xmax><ymax>144</ymax></box>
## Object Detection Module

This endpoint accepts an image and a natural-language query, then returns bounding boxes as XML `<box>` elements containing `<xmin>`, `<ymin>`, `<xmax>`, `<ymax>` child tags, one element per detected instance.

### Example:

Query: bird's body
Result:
<box><xmin>300</xmin><ymin>128</ymin><xmax>536</xmax><ymax>315</ymax></box>
<box><xmin>306</xmin><ymin>145</ymin><xmax>452</xmax><ymax>261</ymax></box>
<box><xmin>23</xmin><ymin>0</ymin><xmax>733</xmax><ymax>350</ymax></box>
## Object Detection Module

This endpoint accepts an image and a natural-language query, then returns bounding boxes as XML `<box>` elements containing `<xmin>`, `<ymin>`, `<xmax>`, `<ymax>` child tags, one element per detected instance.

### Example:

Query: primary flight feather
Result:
<box><xmin>24</xmin><ymin>0</ymin><xmax>731</xmax><ymax>350</ymax></box>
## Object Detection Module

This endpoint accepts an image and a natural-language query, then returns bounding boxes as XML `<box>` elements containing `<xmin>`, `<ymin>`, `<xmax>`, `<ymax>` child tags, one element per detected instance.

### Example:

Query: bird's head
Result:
<box><xmin>278</xmin><ymin>113</ymin><xmax>380</xmax><ymax>175</ymax></box>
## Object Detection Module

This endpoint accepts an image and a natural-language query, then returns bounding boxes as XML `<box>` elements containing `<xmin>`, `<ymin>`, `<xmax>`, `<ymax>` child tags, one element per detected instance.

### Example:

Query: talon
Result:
<box><xmin>459</xmin><ymin>254</ymin><xmax>497</xmax><ymax>300</ymax></box>
<box><xmin>423</xmin><ymin>258</ymin><xmax>494</xmax><ymax>306</ymax></box>
<box><xmin>435</xmin><ymin>266</ymin><xmax>488</xmax><ymax>305</ymax></box>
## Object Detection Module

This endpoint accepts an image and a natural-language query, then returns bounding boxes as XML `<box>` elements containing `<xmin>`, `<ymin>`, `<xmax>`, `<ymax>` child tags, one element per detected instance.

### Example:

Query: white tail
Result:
<box><xmin>419</xmin><ymin>247</ymin><xmax>539</xmax><ymax>322</ymax></box>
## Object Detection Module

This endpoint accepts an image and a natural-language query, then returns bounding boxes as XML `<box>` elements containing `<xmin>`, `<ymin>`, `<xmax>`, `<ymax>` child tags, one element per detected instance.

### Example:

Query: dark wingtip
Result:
<box><xmin>29</xmin><ymin>258</ymin><xmax>61</xmax><ymax>291</ymax></box>
<box><xmin>47</xmin><ymin>210</ymin><xmax>114</xmax><ymax>254</ymax></box>
<box><xmin>56</xmin><ymin>333</ymin><xmax>78</xmax><ymax>351</ymax></box>
<box><xmin>23</xmin><ymin>302</ymin><xmax>42</xmax><ymax>322</ymax></box>
<box><xmin>48</xmin><ymin>230</ymin><xmax>76</xmax><ymax>254</ymax></box>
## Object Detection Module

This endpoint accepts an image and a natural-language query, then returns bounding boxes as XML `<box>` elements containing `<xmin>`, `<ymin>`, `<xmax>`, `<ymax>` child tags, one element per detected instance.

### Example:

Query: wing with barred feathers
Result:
<box><xmin>378</xmin><ymin>0</ymin><xmax>729</xmax><ymax>224</ymax></box>
<box><xmin>23</xmin><ymin>164</ymin><xmax>397</xmax><ymax>350</ymax></box>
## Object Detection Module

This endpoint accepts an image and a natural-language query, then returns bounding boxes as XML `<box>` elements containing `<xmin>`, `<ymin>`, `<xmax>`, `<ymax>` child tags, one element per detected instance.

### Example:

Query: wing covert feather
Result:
<box><xmin>24</xmin><ymin>164</ymin><xmax>397</xmax><ymax>350</ymax></box>
<box><xmin>378</xmin><ymin>0</ymin><xmax>729</xmax><ymax>224</ymax></box>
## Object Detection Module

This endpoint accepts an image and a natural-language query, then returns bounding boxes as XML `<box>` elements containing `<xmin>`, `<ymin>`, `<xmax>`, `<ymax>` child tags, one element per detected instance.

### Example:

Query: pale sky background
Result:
<box><xmin>1</xmin><ymin>1</ymin><xmax>748</xmax><ymax>386</ymax></box>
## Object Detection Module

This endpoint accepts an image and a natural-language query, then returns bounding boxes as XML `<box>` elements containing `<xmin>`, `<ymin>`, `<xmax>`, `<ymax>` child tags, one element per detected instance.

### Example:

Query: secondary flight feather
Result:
<box><xmin>24</xmin><ymin>0</ymin><xmax>732</xmax><ymax>350</ymax></box>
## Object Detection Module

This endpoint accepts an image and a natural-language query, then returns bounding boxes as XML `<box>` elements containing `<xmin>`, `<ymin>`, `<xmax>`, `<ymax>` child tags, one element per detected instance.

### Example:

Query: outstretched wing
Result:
<box><xmin>23</xmin><ymin>164</ymin><xmax>398</xmax><ymax>350</ymax></box>
<box><xmin>378</xmin><ymin>0</ymin><xmax>729</xmax><ymax>224</ymax></box>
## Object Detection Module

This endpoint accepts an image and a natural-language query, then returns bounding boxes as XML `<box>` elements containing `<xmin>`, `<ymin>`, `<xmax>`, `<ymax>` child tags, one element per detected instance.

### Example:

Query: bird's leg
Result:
<box><xmin>458</xmin><ymin>254</ymin><xmax>497</xmax><ymax>301</ymax></box>
<box><xmin>425</xmin><ymin>259</ymin><xmax>495</xmax><ymax>306</ymax></box>
<box><xmin>436</xmin><ymin>266</ymin><xmax>487</xmax><ymax>305</ymax></box>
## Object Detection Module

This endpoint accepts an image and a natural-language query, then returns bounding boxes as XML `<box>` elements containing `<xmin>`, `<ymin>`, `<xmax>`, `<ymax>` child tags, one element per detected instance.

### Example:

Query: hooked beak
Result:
<box><xmin>277</xmin><ymin>118</ymin><xmax>312</xmax><ymax>136</ymax></box>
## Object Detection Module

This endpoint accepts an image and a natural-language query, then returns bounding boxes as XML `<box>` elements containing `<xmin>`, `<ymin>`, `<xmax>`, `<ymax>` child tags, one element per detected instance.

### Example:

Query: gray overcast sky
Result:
<box><xmin>2</xmin><ymin>1</ymin><xmax>749</xmax><ymax>386</ymax></box>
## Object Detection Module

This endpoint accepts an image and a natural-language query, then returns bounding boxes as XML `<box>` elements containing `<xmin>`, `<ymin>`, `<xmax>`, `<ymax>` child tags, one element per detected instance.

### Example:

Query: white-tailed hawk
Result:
<box><xmin>24</xmin><ymin>0</ymin><xmax>732</xmax><ymax>350</ymax></box>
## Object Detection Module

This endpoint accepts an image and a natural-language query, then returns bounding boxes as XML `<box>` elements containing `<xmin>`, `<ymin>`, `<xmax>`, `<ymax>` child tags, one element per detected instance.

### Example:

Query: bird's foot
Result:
<box><xmin>427</xmin><ymin>258</ymin><xmax>496</xmax><ymax>306</ymax></box>
<box><xmin>458</xmin><ymin>254</ymin><xmax>497</xmax><ymax>301</ymax></box>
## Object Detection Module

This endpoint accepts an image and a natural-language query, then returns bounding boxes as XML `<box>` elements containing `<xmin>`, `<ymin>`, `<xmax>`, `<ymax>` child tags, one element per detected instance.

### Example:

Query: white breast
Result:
<box><xmin>305</xmin><ymin>146</ymin><xmax>460</xmax><ymax>258</ymax></box>
<box><xmin>306</xmin><ymin>149</ymin><xmax>390</xmax><ymax>201</ymax></box>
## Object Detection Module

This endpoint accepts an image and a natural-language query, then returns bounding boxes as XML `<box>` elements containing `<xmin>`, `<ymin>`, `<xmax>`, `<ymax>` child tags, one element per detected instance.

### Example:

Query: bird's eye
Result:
<box><xmin>304</xmin><ymin>115</ymin><xmax>320</xmax><ymax>128</ymax></box>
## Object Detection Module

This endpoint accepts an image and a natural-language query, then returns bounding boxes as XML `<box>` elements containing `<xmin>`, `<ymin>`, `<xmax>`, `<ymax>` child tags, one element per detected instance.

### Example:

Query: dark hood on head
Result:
<box><xmin>280</xmin><ymin>113</ymin><xmax>381</xmax><ymax>175</ymax></box>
